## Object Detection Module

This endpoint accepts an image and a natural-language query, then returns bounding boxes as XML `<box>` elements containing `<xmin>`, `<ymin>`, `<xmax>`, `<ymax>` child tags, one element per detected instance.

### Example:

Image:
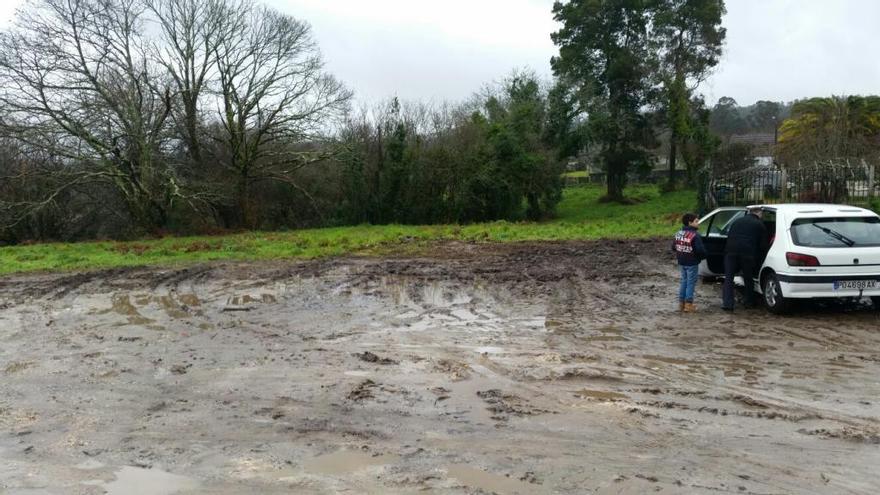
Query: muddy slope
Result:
<box><xmin>1</xmin><ymin>240</ymin><xmax>879</xmax><ymax>494</ymax></box>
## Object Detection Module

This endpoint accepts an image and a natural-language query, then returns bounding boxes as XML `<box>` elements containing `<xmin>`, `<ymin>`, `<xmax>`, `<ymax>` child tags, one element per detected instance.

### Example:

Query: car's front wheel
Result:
<box><xmin>762</xmin><ymin>272</ymin><xmax>791</xmax><ymax>314</ymax></box>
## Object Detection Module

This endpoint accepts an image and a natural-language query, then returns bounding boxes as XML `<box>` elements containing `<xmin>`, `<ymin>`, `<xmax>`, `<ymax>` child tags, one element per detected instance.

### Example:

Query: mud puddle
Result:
<box><xmin>303</xmin><ymin>450</ymin><xmax>399</xmax><ymax>475</ymax></box>
<box><xmin>83</xmin><ymin>466</ymin><xmax>200</xmax><ymax>495</ymax></box>
<box><xmin>447</xmin><ymin>464</ymin><xmax>546</xmax><ymax>494</ymax></box>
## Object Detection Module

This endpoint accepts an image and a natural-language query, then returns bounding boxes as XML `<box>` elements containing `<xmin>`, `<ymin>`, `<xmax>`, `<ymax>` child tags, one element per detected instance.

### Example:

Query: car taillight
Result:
<box><xmin>786</xmin><ymin>252</ymin><xmax>820</xmax><ymax>266</ymax></box>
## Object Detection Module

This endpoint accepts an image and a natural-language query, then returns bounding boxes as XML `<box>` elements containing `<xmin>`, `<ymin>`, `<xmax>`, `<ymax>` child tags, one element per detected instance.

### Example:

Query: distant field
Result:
<box><xmin>0</xmin><ymin>185</ymin><xmax>696</xmax><ymax>275</ymax></box>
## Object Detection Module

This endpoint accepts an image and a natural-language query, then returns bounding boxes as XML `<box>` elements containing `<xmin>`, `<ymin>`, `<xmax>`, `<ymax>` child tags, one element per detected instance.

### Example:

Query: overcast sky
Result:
<box><xmin>2</xmin><ymin>0</ymin><xmax>878</xmax><ymax>107</ymax></box>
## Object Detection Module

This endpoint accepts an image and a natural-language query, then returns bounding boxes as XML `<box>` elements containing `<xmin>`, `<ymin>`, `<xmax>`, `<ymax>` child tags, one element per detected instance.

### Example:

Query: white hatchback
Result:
<box><xmin>698</xmin><ymin>204</ymin><xmax>880</xmax><ymax>313</ymax></box>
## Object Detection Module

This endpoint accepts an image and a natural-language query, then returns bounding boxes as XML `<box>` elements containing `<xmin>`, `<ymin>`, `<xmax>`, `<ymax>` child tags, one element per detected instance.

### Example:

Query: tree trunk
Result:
<box><xmin>607</xmin><ymin>172</ymin><xmax>624</xmax><ymax>202</ymax></box>
<box><xmin>184</xmin><ymin>98</ymin><xmax>203</xmax><ymax>167</ymax></box>
<box><xmin>667</xmin><ymin>132</ymin><xmax>678</xmax><ymax>189</ymax></box>
<box><xmin>124</xmin><ymin>193</ymin><xmax>169</xmax><ymax>235</ymax></box>
<box><xmin>237</xmin><ymin>173</ymin><xmax>253</xmax><ymax>229</ymax></box>
<box><xmin>606</xmin><ymin>154</ymin><xmax>625</xmax><ymax>202</ymax></box>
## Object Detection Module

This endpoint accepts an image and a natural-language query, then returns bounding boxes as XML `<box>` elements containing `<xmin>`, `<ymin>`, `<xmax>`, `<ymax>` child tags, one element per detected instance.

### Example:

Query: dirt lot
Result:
<box><xmin>1</xmin><ymin>240</ymin><xmax>879</xmax><ymax>494</ymax></box>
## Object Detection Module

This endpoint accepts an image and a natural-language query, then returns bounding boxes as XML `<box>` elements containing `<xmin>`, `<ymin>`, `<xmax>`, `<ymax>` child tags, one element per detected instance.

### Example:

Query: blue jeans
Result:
<box><xmin>679</xmin><ymin>265</ymin><xmax>700</xmax><ymax>303</ymax></box>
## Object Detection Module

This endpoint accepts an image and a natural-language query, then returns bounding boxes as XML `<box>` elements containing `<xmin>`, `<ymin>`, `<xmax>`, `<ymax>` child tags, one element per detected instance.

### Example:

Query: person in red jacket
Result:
<box><xmin>672</xmin><ymin>213</ymin><xmax>707</xmax><ymax>312</ymax></box>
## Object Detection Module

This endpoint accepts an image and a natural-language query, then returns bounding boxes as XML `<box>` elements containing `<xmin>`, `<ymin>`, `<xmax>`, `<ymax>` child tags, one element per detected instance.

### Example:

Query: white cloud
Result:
<box><xmin>264</xmin><ymin>0</ymin><xmax>558</xmax><ymax>102</ymax></box>
<box><xmin>703</xmin><ymin>0</ymin><xmax>880</xmax><ymax>105</ymax></box>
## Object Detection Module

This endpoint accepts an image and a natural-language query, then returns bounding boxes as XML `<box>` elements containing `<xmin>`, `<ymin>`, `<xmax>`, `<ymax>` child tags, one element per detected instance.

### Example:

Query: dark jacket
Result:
<box><xmin>672</xmin><ymin>225</ymin><xmax>707</xmax><ymax>266</ymax></box>
<box><xmin>724</xmin><ymin>213</ymin><xmax>769</xmax><ymax>257</ymax></box>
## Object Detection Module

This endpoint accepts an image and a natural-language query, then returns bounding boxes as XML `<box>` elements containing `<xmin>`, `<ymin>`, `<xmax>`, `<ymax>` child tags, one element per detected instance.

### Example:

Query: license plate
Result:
<box><xmin>833</xmin><ymin>280</ymin><xmax>878</xmax><ymax>290</ymax></box>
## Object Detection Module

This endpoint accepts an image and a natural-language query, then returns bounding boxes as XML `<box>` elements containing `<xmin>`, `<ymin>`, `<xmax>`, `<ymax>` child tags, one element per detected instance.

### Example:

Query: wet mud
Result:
<box><xmin>1</xmin><ymin>239</ymin><xmax>879</xmax><ymax>494</ymax></box>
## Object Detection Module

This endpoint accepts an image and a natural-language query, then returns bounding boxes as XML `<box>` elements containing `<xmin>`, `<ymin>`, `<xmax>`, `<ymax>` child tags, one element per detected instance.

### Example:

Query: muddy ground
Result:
<box><xmin>1</xmin><ymin>240</ymin><xmax>879</xmax><ymax>494</ymax></box>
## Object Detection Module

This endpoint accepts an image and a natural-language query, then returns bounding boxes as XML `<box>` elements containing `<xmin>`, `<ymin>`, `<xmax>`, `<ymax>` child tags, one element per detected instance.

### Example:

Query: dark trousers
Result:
<box><xmin>723</xmin><ymin>254</ymin><xmax>757</xmax><ymax>309</ymax></box>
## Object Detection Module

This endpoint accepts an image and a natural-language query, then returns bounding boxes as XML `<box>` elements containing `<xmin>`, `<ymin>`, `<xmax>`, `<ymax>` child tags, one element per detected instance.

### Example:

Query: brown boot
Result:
<box><xmin>678</xmin><ymin>301</ymin><xmax>686</xmax><ymax>312</ymax></box>
<box><xmin>683</xmin><ymin>302</ymin><xmax>696</xmax><ymax>313</ymax></box>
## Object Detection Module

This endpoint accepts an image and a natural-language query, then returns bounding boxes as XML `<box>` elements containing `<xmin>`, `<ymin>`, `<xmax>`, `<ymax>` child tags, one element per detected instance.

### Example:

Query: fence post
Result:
<box><xmin>869</xmin><ymin>163</ymin><xmax>876</xmax><ymax>200</ymax></box>
<box><xmin>781</xmin><ymin>166</ymin><xmax>788</xmax><ymax>203</ymax></box>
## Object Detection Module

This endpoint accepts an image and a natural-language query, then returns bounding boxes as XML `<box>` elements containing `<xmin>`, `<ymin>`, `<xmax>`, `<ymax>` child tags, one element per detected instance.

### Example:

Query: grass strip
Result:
<box><xmin>0</xmin><ymin>185</ymin><xmax>696</xmax><ymax>275</ymax></box>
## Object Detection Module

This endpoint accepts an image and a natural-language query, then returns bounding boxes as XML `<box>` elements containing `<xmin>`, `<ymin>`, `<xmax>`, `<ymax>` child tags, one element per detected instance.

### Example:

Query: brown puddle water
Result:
<box><xmin>227</xmin><ymin>293</ymin><xmax>277</xmax><ymax>306</ymax></box>
<box><xmin>446</xmin><ymin>464</ymin><xmax>546</xmax><ymax>495</ymax></box>
<box><xmin>84</xmin><ymin>466</ymin><xmax>199</xmax><ymax>495</ymax></box>
<box><xmin>104</xmin><ymin>294</ymin><xmax>153</xmax><ymax>325</ymax></box>
<box><xmin>303</xmin><ymin>450</ymin><xmax>399</xmax><ymax>476</ymax></box>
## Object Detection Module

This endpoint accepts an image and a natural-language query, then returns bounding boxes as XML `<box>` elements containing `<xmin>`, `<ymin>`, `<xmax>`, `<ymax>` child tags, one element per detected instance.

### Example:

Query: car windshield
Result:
<box><xmin>790</xmin><ymin>216</ymin><xmax>880</xmax><ymax>247</ymax></box>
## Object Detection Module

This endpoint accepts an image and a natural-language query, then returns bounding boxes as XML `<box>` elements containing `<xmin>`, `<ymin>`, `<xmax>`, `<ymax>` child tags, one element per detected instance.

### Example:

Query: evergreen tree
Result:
<box><xmin>551</xmin><ymin>0</ymin><xmax>656</xmax><ymax>202</ymax></box>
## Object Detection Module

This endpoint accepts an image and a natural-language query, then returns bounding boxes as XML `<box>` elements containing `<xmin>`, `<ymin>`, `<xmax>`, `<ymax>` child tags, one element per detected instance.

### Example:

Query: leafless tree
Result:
<box><xmin>213</xmin><ymin>4</ymin><xmax>351</xmax><ymax>227</ymax></box>
<box><xmin>145</xmin><ymin>0</ymin><xmax>230</xmax><ymax>168</ymax></box>
<box><xmin>0</xmin><ymin>0</ymin><xmax>352</xmax><ymax>237</ymax></box>
<box><xmin>0</xmin><ymin>0</ymin><xmax>177</xmax><ymax>232</ymax></box>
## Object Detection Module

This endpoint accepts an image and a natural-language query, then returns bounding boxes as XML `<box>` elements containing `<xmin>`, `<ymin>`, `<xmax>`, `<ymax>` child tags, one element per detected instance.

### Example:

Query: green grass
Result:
<box><xmin>0</xmin><ymin>184</ymin><xmax>696</xmax><ymax>275</ymax></box>
<box><xmin>562</xmin><ymin>170</ymin><xmax>588</xmax><ymax>178</ymax></box>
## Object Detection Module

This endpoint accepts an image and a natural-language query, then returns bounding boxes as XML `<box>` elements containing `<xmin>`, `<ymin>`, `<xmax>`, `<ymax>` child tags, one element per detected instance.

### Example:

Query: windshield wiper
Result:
<box><xmin>811</xmin><ymin>223</ymin><xmax>855</xmax><ymax>246</ymax></box>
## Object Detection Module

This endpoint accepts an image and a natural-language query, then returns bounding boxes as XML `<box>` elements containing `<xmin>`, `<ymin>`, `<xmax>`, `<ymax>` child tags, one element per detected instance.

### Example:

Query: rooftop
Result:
<box><xmin>729</xmin><ymin>133</ymin><xmax>777</xmax><ymax>147</ymax></box>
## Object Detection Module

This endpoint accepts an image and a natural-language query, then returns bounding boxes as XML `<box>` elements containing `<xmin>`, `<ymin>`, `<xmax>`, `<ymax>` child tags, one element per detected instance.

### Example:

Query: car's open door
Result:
<box><xmin>698</xmin><ymin>208</ymin><xmax>745</xmax><ymax>276</ymax></box>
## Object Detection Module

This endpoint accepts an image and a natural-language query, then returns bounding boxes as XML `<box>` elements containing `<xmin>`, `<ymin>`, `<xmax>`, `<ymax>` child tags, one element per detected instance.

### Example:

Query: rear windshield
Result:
<box><xmin>790</xmin><ymin>216</ymin><xmax>880</xmax><ymax>247</ymax></box>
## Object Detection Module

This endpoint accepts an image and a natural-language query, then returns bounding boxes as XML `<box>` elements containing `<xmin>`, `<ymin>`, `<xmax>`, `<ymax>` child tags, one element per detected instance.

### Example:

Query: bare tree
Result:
<box><xmin>213</xmin><ymin>4</ymin><xmax>351</xmax><ymax>227</ymax></box>
<box><xmin>0</xmin><ymin>0</ymin><xmax>177</xmax><ymax>232</ymax></box>
<box><xmin>1</xmin><ymin>0</ymin><xmax>352</xmax><ymax>237</ymax></box>
<box><xmin>145</xmin><ymin>0</ymin><xmax>230</xmax><ymax>168</ymax></box>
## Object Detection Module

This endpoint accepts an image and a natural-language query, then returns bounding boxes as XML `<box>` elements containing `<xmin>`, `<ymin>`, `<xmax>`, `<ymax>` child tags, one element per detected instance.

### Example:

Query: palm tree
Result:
<box><xmin>778</xmin><ymin>96</ymin><xmax>880</xmax><ymax>164</ymax></box>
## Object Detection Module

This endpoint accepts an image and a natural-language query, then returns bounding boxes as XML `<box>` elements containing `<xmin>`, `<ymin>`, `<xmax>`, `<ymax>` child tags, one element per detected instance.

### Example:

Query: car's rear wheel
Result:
<box><xmin>762</xmin><ymin>272</ymin><xmax>791</xmax><ymax>314</ymax></box>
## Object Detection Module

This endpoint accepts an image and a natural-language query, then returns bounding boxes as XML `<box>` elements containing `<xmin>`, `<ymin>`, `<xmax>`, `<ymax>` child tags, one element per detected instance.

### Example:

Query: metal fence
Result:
<box><xmin>706</xmin><ymin>161</ymin><xmax>878</xmax><ymax>208</ymax></box>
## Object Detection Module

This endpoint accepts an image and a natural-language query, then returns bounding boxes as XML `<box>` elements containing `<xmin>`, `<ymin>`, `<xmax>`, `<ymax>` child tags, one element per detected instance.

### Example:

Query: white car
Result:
<box><xmin>698</xmin><ymin>203</ymin><xmax>880</xmax><ymax>313</ymax></box>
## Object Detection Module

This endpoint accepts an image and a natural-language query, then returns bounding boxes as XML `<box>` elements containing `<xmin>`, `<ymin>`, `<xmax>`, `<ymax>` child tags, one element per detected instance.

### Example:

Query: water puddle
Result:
<box><xmin>303</xmin><ymin>450</ymin><xmax>398</xmax><ymax>476</ymax></box>
<box><xmin>4</xmin><ymin>361</ymin><xmax>34</xmax><ymax>373</ymax></box>
<box><xmin>420</xmin><ymin>282</ymin><xmax>473</xmax><ymax>307</ymax></box>
<box><xmin>447</xmin><ymin>464</ymin><xmax>545</xmax><ymax>495</ymax></box>
<box><xmin>153</xmin><ymin>295</ymin><xmax>190</xmax><ymax>318</ymax></box>
<box><xmin>378</xmin><ymin>279</ymin><xmax>474</xmax><ymax>308</ymax></box>
<box><xmin>344</xmin><ymin>370</ymin><xmax>372</xmax><ymax>377</ymax></box>
<box><xmin>100</xmin><ymin>292</ymin><xmax>207</xmax><ymax>323</ymax></box>
<box><xmin>474</xmin><ymin>346</ymin><xmax>504</xmax><ymax>355</ymax></box>
<box><xmin>83</xmin><ymin>466</ymin><xmax>199</xmax><ymax>495</ymax></box>
<box><xmin>403</xmin><ymin>314</ymin><xmax>503</xmax><ymax>333</ymax></box>
<box><xmin>102</xmin><ymin>294</ymin><xmax>153</xmax><ymax>325</ymax></box>
<box><xmin>573</xmin><ymin>389</ymin><xmax>629</xmax><ymax>401</ymax></box>
<box><xmin>177</xmin><ymin>294</ymin><xmax>201</xmax><ymax>307</ymax></box>
<box><xmin>450</xmin><ymin>308</ymin><xmax>480</xmax><ymax>321</ymax></box>
<box><xmin>227</xmin><ymin>293</ymin><xmax>277</xmax><ymax>307</ymax></box>
<box><xmin>76</xmin><ymin>459</ymin><xmax>105</xmax><ymax>470</ymax></box>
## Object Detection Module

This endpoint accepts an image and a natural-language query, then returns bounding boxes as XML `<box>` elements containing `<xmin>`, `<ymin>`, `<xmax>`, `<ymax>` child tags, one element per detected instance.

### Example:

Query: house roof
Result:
<box><xmin>729</xmin><ymin>133</ymin><xmax>776</xmax><ymax>147</ymax></box>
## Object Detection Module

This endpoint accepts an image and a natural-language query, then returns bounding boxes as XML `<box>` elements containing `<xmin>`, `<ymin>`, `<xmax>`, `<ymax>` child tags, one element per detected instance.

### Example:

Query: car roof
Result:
<box><xmin>746</xmin><ymin>203</ymin><xmax>878</xmax><ymax>217</ymax></box>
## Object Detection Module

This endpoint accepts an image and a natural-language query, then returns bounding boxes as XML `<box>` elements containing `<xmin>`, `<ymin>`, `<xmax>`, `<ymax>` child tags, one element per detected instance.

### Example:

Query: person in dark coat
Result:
<box><xmin>722</xmin><ymin>206</ymin><xmax>769</xmax><ymax>310</ymax></box>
